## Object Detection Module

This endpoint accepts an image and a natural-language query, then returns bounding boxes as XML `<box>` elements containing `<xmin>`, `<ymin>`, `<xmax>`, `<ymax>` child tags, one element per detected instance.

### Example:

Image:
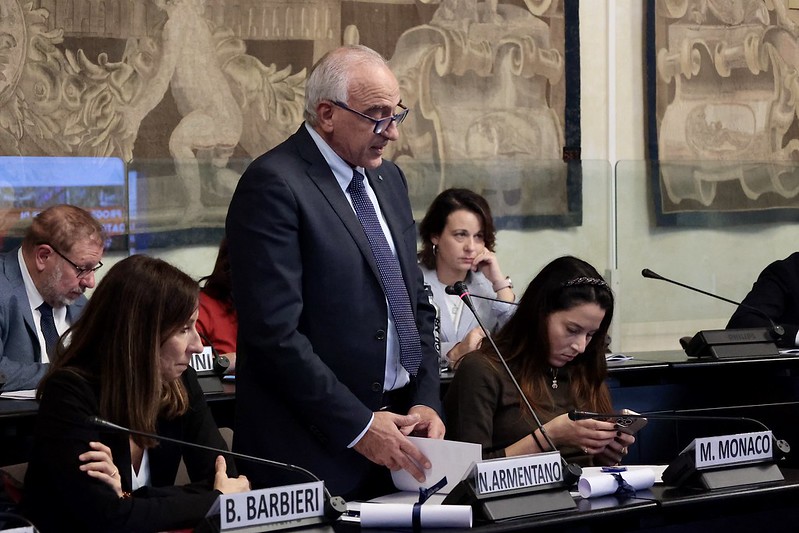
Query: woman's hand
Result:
<box><xmin>471</xmin><ymin>250</ymin><xmax>514</xmax><ymax>301</ymax></box>
<box><xmin>545</xmin><ymin>413</ymin><xmax>617</xmax><ymax>455</ymax></box>
<box><xmin>446</xmin><ymin>327</ymin><xmax>486</xmax><ymax>367</ymax></box>
<box><xmin>79</xmin><ymin>441</ymin><xmax>124</xmax><ymax>497</ymax></box>
<box><xmin>472</xmin><ymin>249</ymin><xmax>504</xmax><ymax>282</ymax></box>
<box><xmin>594</xmin><ymin>431</ymin><xmax>636</xmax><ymax>466</ymax></box>
<box><xmin>213</xmin><ymin>456</ymin><xmax>251</xmax><ymax>494</ymax></box>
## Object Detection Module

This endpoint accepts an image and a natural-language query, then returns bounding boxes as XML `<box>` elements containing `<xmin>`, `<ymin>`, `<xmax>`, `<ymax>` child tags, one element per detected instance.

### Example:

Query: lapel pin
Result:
<box><xmin>378</xmin><ymin>174</ymin><xmax>383</xmax><ymax>181</ymax></box>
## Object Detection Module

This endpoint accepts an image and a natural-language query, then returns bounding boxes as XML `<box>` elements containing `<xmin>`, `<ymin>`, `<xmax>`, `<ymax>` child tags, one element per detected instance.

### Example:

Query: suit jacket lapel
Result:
<box><xmin>295</xmin><ymin>128</ymin><xmax>382</xmax><ymax>282</ymax></box>
<box><xmin>3</xmin><ymin>250</ymin><xmax>43</xmax><ymax>362</ymax></box>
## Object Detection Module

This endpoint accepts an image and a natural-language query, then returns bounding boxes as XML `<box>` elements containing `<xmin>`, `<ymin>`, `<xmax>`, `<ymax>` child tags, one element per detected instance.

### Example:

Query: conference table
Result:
<box><xmin>4</xmin><ymin>349</ymin><xmax>799</xmax><ymax>467</ymax></box>
<box><xmin>196</xmin><ymin>466</ymin><xmax>799</xmax><ymax>533</ymax></box>
<box><xmin>5</xmin><ymin>350</ymin><xmax>799</xmax><ymax>531</ymax></box>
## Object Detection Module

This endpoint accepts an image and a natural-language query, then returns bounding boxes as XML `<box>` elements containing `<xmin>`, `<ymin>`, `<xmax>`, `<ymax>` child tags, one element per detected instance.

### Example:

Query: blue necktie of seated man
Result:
<box><xmin>347</xmin><ymin>170</ymin><xmax>422</xmax><ymax>376</ymax></box>
<box><xmin>38</xmin><ymin>302</ymin><xmax>59</xmax><ymax>361</ymax></box>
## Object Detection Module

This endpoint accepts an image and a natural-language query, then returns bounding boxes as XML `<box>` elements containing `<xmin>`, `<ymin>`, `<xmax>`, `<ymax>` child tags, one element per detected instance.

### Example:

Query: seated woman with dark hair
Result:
<box><xmin>22</xmin><ymin>255</ymin><xmax>250</xmax><ymax>532</ymax></box>
<box><xmin>444</xmin><ymin>256</ymin><xmax>635</xmax><ymax>465</ymax></box>
<box><xmin>197</xmin><ymin>237</ymin><xmax>237</xmax><ymax>372</ymax></box>
<box><xmin>418</xmin><ymin>188</ymin><xmax>516</xmax><ymax>367</ymax></box>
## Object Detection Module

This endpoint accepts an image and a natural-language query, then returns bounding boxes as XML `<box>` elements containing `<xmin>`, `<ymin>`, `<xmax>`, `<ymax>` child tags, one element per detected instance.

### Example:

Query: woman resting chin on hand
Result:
<box><xmin>417</xmin><ymin>188</ymin><xmax>516</xmax><ymax>368</ymax></box>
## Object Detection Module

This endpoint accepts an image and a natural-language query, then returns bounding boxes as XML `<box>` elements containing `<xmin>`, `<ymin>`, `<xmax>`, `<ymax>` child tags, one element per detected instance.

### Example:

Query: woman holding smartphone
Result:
<box><xmin>444</xmin><ymin>256</ymin><xmax>636</xmax><ymax>465</ymax></box>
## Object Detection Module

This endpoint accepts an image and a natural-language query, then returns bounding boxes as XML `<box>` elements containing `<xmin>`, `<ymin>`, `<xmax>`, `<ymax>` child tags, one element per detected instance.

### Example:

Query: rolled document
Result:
<box><xmin>578</xmin><ymin>469</ymin><xmax>656</xmax><ymax>498</ymax></box>
<box><xmin>360</xmin><ymin>503</ymin><xmax>472</xmax><ymax>528</ymax></box>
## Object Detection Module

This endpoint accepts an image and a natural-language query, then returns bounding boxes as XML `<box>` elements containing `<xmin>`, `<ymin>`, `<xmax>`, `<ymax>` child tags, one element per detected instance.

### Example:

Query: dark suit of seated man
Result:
<box><xmin>727</xmin><ymin>252</ymin><xmax>799</xmax><ymax>348</ymax></box>
<box><xmin>0</xmin><ymin>204</ymin><xmax>105</xmax><ymax>391</ymax></box>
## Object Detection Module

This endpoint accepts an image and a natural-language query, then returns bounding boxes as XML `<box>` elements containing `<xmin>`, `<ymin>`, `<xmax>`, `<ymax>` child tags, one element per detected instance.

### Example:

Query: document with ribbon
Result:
<box><xmin>577</xmin><ymin>468</ymin><xmax>657</xmax><ymax>498</ymax></box>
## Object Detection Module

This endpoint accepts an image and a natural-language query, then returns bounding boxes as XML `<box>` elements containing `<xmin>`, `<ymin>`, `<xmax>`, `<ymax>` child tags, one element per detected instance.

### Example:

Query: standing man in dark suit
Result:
<box><xmin>727</xmin><ymin>252</ymin><xmax>799</xmax><ymax>347</ymax></box>
<box><xmin>226</xmin><ymin>45</ymin><xmax>445</xmax><ymax>500</ymax></box>
<box><xmin>0</xmin><ymin>204</ymin><xmax>105</xmax><ymax>391</ymax></box>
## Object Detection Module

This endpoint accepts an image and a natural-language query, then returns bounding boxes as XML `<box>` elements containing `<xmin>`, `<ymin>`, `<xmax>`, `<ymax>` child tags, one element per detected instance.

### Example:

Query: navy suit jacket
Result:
<box><xmin>727</xmin><ymin>252</ymin><xmax>799</xmax><ymax>347</ymax></box>
<box><xmin>0</xmin><ymin>249</ymin><xmax>87</xmax><ymax>391</ymax></box>
<box><xmin>226</xmin><ymin>125</ymin><xmax>441</xmax><ymax>496</ymax></box>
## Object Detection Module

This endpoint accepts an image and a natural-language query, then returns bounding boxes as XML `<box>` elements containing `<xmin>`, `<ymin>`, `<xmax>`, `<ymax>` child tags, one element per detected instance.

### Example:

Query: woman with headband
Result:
<box><xmin>444</xmin><ymin>256</ymin><xmax>635</xmax><ymax>465</ymax></box>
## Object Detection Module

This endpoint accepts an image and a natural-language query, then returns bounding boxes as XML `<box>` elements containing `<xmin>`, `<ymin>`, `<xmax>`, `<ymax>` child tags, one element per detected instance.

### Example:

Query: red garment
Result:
<box><xmin>197</xmin><ymin>291</ymin><xmax>237</xmax><ymax>355</ymax></box>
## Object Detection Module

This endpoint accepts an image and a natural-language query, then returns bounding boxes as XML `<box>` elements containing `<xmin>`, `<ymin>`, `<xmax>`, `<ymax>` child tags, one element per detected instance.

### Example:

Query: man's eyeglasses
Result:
<box><xmin>332</xmin><ymin>101</ymin><xmax>409</xmax><ymax>134</ymax></box>
<box><xmin>47</xmin><ymin>244</ymin><xmax>103</xmax><ymax>279</ymax></box>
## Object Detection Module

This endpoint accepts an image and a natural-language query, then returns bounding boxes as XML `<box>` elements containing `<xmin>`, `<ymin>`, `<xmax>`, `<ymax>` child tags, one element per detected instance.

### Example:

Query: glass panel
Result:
<box><xmin>614</xmin><ymin>160</ymin><xmax>792</xmax><ymax>353</ymax></box>
<box><xmin>0</xmin><ymin>156</ymin><xmax>127</xmax><ymax>251</ymax></box>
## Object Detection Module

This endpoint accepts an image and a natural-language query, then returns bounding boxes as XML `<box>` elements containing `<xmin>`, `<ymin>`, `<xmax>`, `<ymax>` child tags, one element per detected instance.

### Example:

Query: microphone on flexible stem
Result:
<box><xmin>198</xmin><ymin>332</ymin><xmax>231</xmax><ymax>376</ymax></box>
<box><xmin>464</xmin><ymin>293</ymin><xmax>519</xmax><ymax>306</ymax></box>
<box><xmin>445</xmin><ymin>281</ymin><xmax>582</xmax><ymax>486</ymax></box>
<box><xmin>87</xmin><ymin>416</ymin><xmax>347</xmax><ymax>519</ymax></box>
<box><xmin>641</xmin><ymin>268</ymin><xmax>785</xmax><ymax>340</ymax></box>
<box><xmin>568</xmin><ymin>410</ymin><xmax>791</xmax><ymax>459</ymax></box>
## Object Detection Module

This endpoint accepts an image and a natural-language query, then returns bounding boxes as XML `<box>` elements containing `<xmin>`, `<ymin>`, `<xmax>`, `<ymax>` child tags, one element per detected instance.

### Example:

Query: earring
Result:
<box><xmin>432</xmin><ymin>244</ymin><xmax>438</xmax><ymax>255</ymax></box>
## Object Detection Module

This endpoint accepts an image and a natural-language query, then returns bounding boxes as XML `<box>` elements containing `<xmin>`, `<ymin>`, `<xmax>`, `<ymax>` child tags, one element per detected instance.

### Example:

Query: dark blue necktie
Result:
<box><xmin>348</xmin><ymin>170</ymin><xmax>422</xmax><ymax>376</ymax></box>
<box><xmin>38</xmin><ymin>302</ymin><xmax>59</xmax><ymax>361</ymax></box>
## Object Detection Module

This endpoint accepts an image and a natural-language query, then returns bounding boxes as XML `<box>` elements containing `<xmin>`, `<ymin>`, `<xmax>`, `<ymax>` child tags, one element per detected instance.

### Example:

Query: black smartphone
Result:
<box><xmin>614</xmin><ymin>409</ymin><xmax>648</xmax><ymax>435</ymax></box>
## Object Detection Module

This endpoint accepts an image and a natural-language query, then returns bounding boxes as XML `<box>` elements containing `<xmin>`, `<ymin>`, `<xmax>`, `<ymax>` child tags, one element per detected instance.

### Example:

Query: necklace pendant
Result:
<box><xmin>551</xmin><ymin>378</ymin><xmax>558</xmax><ymax>389</ymax></box>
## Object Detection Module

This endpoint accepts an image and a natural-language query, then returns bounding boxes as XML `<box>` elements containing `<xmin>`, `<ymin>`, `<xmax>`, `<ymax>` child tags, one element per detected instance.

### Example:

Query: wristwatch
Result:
<box><xmin>493</xmin><ymin>276</ymin><xmax>513</xmax><ymax>292</ymax></box>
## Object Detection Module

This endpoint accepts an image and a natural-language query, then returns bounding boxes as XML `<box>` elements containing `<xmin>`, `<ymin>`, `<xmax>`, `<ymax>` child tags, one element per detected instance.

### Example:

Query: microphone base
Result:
<box><xmin>479</xmin><ymin>489</ymin><xmax>576</xmax><ymax>521</ymax></box>
<box><xmin>663</xmin><ymin>455</ymin><xmax>784</xmax><ymax>490</ymax></box>
<box><xmin>196</xmin><ymin>374</ymin><xmax>225</xmax><ymax>394</ymax></box>
<box><xmin>442</xmin><ymin>479</ymin><xmax>576</xmax><ymax>522</ymax></box>
<box><xmin>684</xmin><ymin>329</ymin><xmax>779</xmax><ymax>359</ymax></box>
<box><xmin>697</xmin><ymin>464</ymin><xmax>783</xmax><ymax>491</ymax></box>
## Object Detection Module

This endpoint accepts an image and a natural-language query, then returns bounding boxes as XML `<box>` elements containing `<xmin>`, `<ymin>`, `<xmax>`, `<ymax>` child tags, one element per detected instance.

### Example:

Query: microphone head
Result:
<box><xmin>445</xmin><ymin>281</ymin><xmax>469</xmax><ymax>296</ymax></box>
<box><xmin>325</xmin><ymin>496</ymin><xmax>347</xmax><ymax>519</ymax></box>
<box><xmin>87</xmin><ymin>416</ymin><xmax>124</xmax><ymax>432</ymax></box>
<box><xmin>771</xmin><ymin>325</ymin><xmax>786</xmax><ymax>339</ymax></box>
<box><xmin>641</xmin><ymin>268</ymin><xmax>663</xmax><ymax>280</ymax></box>
<box><xmin>568</xmin><ymin>410</ymin><xmax>579</xmax><ymax>421</ymax></box>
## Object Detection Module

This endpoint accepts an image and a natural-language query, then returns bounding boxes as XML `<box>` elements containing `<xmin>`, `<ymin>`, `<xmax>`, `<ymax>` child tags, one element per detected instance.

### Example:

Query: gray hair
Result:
<box><xmin>303</xmin><ymin>45</ymin><xmax>389</xmax><ymax>125</ymax></box>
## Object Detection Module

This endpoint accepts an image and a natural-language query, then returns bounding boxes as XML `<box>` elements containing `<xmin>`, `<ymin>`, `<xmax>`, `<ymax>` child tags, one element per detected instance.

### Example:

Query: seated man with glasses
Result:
<box><xmin>0</xmin><ymin>204</ymin><xmax>105</xmax><ymax>391</ymax></box>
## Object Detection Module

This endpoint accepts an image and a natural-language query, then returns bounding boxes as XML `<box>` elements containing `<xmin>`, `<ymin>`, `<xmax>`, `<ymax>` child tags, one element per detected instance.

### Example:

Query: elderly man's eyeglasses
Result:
<box><xmin>47</xmin><ymin>244</ymin><xmax>103</xmax><ymax>279</ymax></box>
<box><xmin>332</xmin><ymin>101</ymin><xmax>409</xmax><ymax>134</ymax></box>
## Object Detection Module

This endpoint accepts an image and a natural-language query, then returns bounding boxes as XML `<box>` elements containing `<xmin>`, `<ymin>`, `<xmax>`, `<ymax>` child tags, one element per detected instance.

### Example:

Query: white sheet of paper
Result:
<box><xmin>360</xmin><ymin>503</ymin><xmax>472</xmax><ymax>528</ymax></box>
<box><xmin>390</xmin><ymin>437</ymin><xmax>481</xmax><ymax>494</ymax></box>
<box><xmin>0</xmin><ymin>389</ymin><xmax>36</xmax><ymax>400</ymax></box>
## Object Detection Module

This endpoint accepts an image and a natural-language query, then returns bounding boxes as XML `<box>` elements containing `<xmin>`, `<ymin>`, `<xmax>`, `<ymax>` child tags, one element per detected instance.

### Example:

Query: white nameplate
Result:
<box><xmin>218</xmin><ymin>481</ymin><xmax>324</xmax><ymax>530</ymax></box>
<box><xmin>475</xmin><ymin>451</ymin><xmax>563</xmax><ymax>495</ymax></box>
<box><xmin>190</xmin><ymin>346</ymin><xmax>215</xmax><ymax>373</ymax></box>
<box><xmin>685</xmin><ymin>431</ymin><xmax>773</xmax><ymax>469</ymax></box>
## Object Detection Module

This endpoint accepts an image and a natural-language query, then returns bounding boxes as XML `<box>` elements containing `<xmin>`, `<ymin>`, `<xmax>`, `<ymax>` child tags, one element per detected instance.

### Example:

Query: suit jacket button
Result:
<box><xmin>375</xmin><ymin>329</ymin><xmax>386</xmax><ymax>340</ymax></box>
<box><xmin>371</xmin><ymin>382</ymin><xmax>382</xmax><ymax>392</ymax></box>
